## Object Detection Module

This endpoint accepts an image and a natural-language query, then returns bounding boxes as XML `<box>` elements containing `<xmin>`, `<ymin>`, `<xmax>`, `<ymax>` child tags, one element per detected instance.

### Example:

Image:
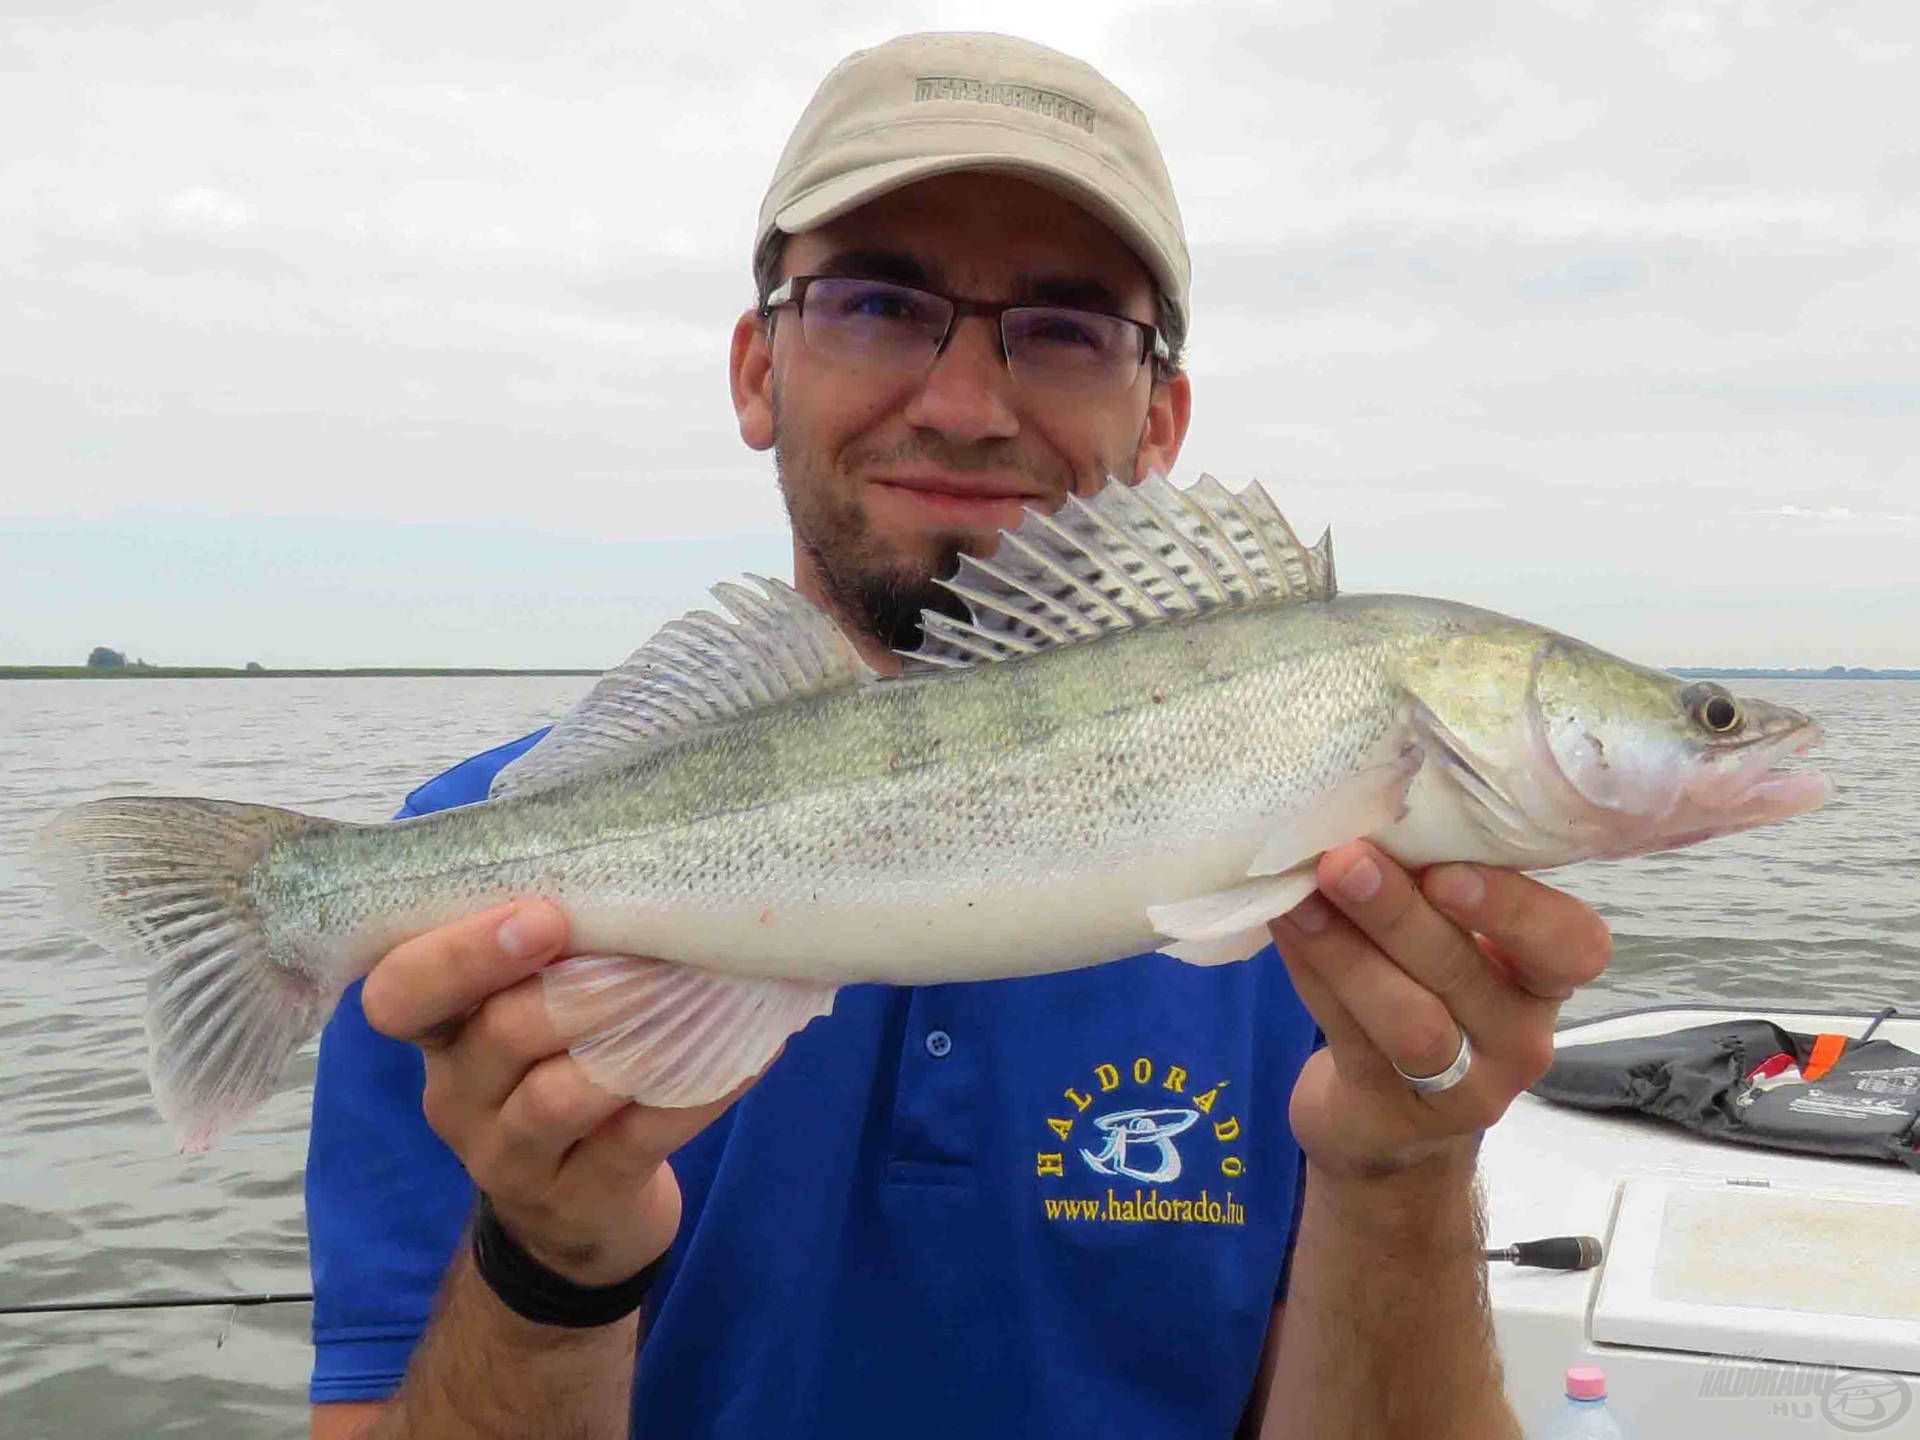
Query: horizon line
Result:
<box><xmin>4</xmin><ymin>663</ymin><xmax>1917</xmax><ymax>681</ymax></box>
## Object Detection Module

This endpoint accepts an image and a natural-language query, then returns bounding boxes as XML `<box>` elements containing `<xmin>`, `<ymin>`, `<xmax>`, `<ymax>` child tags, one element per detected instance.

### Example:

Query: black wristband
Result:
<box><xmin>470</xmin><ymin>1193</ymin><xmax>663</xmax><ymax>1329</ymax></box>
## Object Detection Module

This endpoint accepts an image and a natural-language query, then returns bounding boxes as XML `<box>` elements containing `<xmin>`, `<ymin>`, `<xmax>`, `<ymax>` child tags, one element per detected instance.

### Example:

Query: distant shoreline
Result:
<box><xmin>0</xmin><ymin>666</ymin><xmax>602</xmax><ymax>680</ymax></box>
<box><xmin>3</xmin><ymin>664</ymin><xmax>1914</xmax><ymax>682</ymax></box>
<box><xmin>1669</xmin><ymin>667</ymin><xmax>1920</xmax><ymax>680</ymax></box>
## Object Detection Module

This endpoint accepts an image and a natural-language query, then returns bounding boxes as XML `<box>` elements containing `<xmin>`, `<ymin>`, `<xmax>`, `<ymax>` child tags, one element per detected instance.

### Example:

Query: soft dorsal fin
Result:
<box><xmin>909</xmin><ymin>473</ymin><xmax>1334</xmax><ymax>670</ymax></box>
<box><xmin>491</xmin><ymin>576</ymin><xmax>875</xmax><ymax>799</ymax></box>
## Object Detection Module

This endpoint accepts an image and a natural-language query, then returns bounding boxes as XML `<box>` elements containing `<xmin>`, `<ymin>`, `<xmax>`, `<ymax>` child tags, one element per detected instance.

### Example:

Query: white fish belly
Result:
<box><xmin>560</xmin><ymin>826</ymin><xmax>1269</xmax><ymax>985</ymax></box>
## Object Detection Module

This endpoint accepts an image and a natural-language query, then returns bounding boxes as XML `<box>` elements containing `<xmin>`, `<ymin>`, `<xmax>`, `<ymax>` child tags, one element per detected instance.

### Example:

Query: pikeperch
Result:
<box><xmin>35</xmin><ymin>476</ymin><xmax>1830</xmax><ymax>1148</ymax></box>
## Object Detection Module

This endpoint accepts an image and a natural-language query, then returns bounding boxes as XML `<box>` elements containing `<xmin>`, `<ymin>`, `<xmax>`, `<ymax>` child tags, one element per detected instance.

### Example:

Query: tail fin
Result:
<box><xmin>33</xmin><ymin>797</ymin><xmax>339</xmax><ymax>1151</ymax></box>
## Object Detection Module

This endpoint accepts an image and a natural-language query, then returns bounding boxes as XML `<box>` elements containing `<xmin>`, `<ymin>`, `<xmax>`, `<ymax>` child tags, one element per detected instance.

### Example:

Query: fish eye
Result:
<box><xmin>1681</xmin><ymin>682</ymin><xmax>1742</xmax><ymax>735</ymax></box>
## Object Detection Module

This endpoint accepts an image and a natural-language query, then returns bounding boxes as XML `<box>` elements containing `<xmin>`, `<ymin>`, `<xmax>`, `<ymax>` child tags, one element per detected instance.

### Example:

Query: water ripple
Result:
<box><xmin>1</xmin><ymin>674</ymin><xmax>1915</xmax><ymax>1433</ymax></box>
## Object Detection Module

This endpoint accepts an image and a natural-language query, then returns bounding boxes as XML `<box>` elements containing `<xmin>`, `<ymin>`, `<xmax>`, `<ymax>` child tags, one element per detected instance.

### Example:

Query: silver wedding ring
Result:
<box><xmin>1394</xmin><ymin>1032</ymin><xmax>1473</xmax><ymax>1095</ymax></box>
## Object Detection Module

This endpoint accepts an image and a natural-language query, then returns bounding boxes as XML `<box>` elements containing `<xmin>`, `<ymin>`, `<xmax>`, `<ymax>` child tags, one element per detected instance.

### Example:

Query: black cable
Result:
<box><xmin>0</xmin><ymin>1291</ymin><xmax>312</xmax><ymax>1317</ymax></box>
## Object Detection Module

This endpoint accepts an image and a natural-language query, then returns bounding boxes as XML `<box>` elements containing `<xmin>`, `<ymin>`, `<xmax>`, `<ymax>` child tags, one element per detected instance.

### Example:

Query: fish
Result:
<box><xmin>33</xmin><ymin>474</ymin><xmax>1831</xmax><ymax>1149</ymax></box>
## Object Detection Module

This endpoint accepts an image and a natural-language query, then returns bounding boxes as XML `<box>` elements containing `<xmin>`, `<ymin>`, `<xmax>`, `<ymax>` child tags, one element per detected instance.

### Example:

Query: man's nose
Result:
<box><xmin>901</xmin><ymin>315</ymin><xmax>1020</xmax><ymax>442</ymax></box>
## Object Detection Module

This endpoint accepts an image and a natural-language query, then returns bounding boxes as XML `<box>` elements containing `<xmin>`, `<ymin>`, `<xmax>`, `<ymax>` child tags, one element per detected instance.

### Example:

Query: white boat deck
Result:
<box><xmin>1483</xmin><ymin>1005</ymin><xmax>1920</xmax><ymax>1436</ymax></box>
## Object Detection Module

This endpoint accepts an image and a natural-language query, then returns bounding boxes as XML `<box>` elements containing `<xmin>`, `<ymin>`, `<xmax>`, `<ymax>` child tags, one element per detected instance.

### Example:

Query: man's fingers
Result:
<box><xmin>1270</xmin><ymin>910</ymin><xmax>1370</xmax><ymax>1058</ymax></box>
<box><xmin>1314</xmin><ymin>843</ymin><xmax>1512</xmax><ymax>1022</ymax></box>
<box><xmin>477</xmin><ymin>1021</ymin><xmax>770</xmax><ymax>1198</ymax></box>
<box><xmin>439</xmin><ymin>974</ymin><xmax>570</xmax><ymax>1113</ymax></box>
<box><xmin>1269</xmin><ymin>846</ymin><xmax>1606</xmax><ymax>1178</ymax></box>
<box><xmin>1422</xmin><ymin>863</ymin><xmax>1612</xmax><ymax>1001</ymax></box>
<box><xmin>1273</xmin><ymin>897</ymin><xmax>1468</xmax><ymax>1086</ymax></box>
<box><xmin>486</xmin><ymin>1052</ymin><xmax>632</xmax><ymax>1177</ymax></box>
<box><xmin>1273</xmin><ymin>843</ymin><xmax>1571</xmax><ymax>1112</ymax></box>
<box><xmin>570</xmin><ymin>1083</ymin><xmax>750</xmax><ymax>1185</ymax></box>
<box><xmin>361</xmin><ymin>898</ymin><xmax>569</xmax><ymax>1044</ymax></box>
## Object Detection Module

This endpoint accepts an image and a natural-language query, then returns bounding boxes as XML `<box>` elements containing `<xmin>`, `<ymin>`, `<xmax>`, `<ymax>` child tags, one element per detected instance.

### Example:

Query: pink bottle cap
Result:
<box><xmin>1565</xmin><ymin>1366</ymin><xmax>1607</xmax><ymax>1401</ymax></box>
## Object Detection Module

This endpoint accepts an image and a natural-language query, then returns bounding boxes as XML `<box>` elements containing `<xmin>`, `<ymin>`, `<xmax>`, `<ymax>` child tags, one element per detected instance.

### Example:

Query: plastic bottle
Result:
<box><xmin>1534</xmin><ymin>1366</ymin><xmax>1631</xmax><ymax>1438</ymax></box>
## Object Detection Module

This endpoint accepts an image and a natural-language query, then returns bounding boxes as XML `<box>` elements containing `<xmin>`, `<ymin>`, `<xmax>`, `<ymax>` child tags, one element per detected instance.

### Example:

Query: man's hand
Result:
<box><xmin>1269</xmin><ymin>840</ymin><xmax>1612</xmax><ymax>1181</ymax></box>
<box><xmin>1253</xmin><ymin>842</ymin><xmax>1610</xmax><ymax>1438</ymax></box>
<box><xmin>359</xmin><ymin>899</ymin><xmax>745</xmax><ymax>1287</ymax></box>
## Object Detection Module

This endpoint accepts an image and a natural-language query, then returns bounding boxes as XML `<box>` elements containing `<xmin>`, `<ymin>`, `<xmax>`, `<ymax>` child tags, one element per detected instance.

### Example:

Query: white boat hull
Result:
<box><xmin>1484</xmin><ymin>1004</ymin><xmax>1920</xmax><ymax>1437</ymax></box>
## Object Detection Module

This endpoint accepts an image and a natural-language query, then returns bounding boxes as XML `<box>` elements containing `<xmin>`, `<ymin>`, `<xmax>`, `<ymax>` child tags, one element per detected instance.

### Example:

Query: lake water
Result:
<box><xmin>0</xmin><ymin>676</ymin><xmax>1915</xmax><ymax>1436</ymax></box>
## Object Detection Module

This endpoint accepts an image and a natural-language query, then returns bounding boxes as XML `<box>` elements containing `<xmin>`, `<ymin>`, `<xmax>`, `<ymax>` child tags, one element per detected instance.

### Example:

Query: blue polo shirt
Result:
<box><xmin>306</xmin><ymin>730</ymin><xmax>1321</xmax><ymax>1436</ymax></box>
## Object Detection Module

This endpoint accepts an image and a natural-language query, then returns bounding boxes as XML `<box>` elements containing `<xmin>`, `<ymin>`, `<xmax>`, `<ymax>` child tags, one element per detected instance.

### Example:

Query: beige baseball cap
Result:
<box><xmin>757</xmin><ymin>32</ymin><xmax>1190</xmax><ymax>322</ymax></box>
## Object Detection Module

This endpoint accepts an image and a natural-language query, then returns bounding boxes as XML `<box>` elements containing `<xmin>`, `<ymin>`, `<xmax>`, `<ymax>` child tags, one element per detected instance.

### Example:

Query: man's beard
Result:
<box><xmin>777</xmin><ymin>462</ymin><xmax>974</xmax><ymax>654</ymax></box>
<box><xmin>836</xmin><ymin>552</ymin><xmax>972</xmax><ymax>655</ymax></box>
<box><xmin>770</xmin><ymin>397</ymin><xmax>1141</xmax><ymax>653</ymax></box>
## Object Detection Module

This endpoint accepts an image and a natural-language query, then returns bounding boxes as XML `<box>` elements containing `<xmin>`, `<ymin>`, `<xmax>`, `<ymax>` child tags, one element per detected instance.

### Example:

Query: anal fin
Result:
<box><xmin>542</xmin><ymin>957</ymin><xmax>838</xmax><ymax>1108</ymax></box>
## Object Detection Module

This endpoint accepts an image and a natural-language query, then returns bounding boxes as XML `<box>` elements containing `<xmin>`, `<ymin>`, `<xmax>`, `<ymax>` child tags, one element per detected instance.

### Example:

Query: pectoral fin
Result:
<box><xmin>1148</xmin><ymin>869</ymin><xmax>1318</xmax><ymax>966</ymax></box>
<box><xmin>1148</xmin><ymin>747</ymin><xmax>1425</xmax><ymax>968</ymax></box>
<box><xmin>1160</xmin><ymin>927</ymin><xmax>1279</xmax><ymax>966</ymax></box>
<box><xmin>1245</xmin><ymin>746</ymin><xmax>1424</xmax><ymax>876</ymax></box>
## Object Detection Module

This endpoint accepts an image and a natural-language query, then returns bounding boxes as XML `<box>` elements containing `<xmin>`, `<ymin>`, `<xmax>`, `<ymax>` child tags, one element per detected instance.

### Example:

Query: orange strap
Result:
<box><xmin>1804</xmin><ymin>1032</ymin><xmax>1847</xmax><ymax>1082</ymax></box>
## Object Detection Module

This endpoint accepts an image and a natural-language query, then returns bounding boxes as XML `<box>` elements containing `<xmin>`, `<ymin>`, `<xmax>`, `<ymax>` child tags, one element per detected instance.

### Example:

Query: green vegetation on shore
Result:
<box><xmin>1</xmin><ymin>666</ymin><xmax>600</xmax><ymax>680</ymax></box>
<box><xmin>3</xmin><ymin>646</ymin><xmax>600</xmax><ymax>679</ymax></box>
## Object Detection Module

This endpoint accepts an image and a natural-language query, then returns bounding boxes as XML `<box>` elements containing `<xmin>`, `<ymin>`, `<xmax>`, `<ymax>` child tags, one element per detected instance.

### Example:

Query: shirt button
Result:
<box><xmin>924</xmin><ymin>1029</ymin><xmax>953</xmax><ymax>1058</ymax></box>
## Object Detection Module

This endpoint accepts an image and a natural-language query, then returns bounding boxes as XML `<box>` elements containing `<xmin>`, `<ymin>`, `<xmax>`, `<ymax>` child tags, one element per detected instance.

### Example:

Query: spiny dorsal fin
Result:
<box><xmin>908</xmin><ymin>473</ymin><xmax>1334</xmax><ymax>670</ymax></box>
<box><xmin>491</xmin><ymin>576</ymin><xmax>875</xmax><ymax>798</ymax></box>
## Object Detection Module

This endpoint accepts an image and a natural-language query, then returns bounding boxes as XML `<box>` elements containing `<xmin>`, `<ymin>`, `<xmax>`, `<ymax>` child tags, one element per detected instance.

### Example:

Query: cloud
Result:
<box><xmin>162</xmin><ymin>186</ymin><xmax>255</xmax><ymax>232</ymax></box>
<box><xmin>1759</xmin><ymin>504</ymin><xmax>1855</xmax><ymax>520</ymax></box>
<box><xmin>1</xmin><ymin>0</ymin><xmax>1914</xmax><ymax>666</ymax></box>
<box><xmin>1751</xmin><ymin>505</ymin><xmax>1919</xmax><ymax>525</ymax></box>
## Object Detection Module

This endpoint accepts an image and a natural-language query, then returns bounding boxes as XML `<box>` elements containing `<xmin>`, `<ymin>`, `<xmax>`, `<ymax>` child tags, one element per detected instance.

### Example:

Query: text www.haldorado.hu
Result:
<box><xmin>1042</xmin><ymin>1188</ymin><xmax>1245</xmax><ymax>1225</ymax></box>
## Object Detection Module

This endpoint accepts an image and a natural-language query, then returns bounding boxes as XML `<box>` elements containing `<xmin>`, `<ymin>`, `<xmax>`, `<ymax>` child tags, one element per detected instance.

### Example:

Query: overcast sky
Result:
<box><xmin>3</xmin><ymin>1</ymin><xmax>1914</xmax><ymax>668</ymax></box>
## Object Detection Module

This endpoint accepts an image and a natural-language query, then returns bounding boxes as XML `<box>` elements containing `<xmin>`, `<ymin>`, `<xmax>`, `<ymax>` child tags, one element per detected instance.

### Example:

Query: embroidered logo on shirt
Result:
<box><xmin>1035</xmin><ymin>1055</ymin><xmax>1246</xmax><ymax>1226</ymax></box>
<box><xmin>1079</xmin><ymin>1107</ymin><xmax>1199</xmax><ymax>1182</ymax></box>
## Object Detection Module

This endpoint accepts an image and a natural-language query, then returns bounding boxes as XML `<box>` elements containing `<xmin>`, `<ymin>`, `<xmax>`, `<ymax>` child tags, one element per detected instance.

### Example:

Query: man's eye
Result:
<box><xmin>1022</xmin><ymin>313</ymin><xmax>1109</xmax><ymax>349</ymax></box>
<box><xmin>842</xmin><ymin>288</ymin><xmax>920</xmax><ymax>320</ymax></box>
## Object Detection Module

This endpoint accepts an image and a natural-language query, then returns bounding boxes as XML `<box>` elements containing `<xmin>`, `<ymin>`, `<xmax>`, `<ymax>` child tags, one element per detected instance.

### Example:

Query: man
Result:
<box><xmin>308</xmin><ymin>32</ymin><xmax>1609</xmax><ymax>1439</ymax></box>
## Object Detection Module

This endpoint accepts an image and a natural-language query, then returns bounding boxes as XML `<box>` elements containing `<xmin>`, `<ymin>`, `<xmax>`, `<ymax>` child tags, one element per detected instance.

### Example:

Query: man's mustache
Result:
<box><xmin>843</xmin><ymin>439</ymin><xmax>1066</xmax><ymax>488</ymax></box>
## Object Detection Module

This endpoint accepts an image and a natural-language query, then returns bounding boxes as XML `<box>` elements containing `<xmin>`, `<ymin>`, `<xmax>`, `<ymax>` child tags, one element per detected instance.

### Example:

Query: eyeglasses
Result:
<box><xmin>760</xmin><ymin>275</ymin><xmax>1169</xmax><ymax>396</ymax></box>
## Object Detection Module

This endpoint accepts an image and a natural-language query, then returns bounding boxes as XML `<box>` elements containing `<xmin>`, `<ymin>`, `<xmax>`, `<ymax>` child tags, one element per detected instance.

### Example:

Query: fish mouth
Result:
<box><xmin>1665</xmin><ymin>720</ymin><xmax>1831</xmax><ymax>847</ymax></box>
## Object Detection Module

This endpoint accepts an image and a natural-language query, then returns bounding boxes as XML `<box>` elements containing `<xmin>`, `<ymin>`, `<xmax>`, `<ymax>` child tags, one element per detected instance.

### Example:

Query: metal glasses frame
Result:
<box><xmin>759</xmin><ymin>274</ymin><xmax>1172</xmax><ymax>374</ymax></box>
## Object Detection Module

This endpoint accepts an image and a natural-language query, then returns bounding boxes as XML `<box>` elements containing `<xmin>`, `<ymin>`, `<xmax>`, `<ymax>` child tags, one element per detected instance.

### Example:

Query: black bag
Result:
<box><xmin>1529</xmin><ymin>1015</ymin><xmax>1920</xmax><ymax>1170</ymax></box>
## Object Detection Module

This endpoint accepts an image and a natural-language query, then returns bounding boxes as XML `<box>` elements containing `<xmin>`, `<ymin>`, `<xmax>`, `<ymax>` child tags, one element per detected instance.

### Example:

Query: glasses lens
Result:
<box><xmin>800</xmin><ymin>279</ymin><xmax>950</xmax><ymax>368</ymax></box>
<box><xmin>1003</xmin><ymin>308</ymin><xmax>1140</xmax><ymax>392</ymax></box>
